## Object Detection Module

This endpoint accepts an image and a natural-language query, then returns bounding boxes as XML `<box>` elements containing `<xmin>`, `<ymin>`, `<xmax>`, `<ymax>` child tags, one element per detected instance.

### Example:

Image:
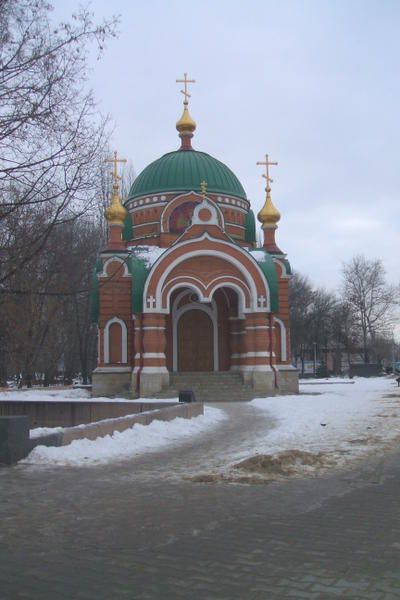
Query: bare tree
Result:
<box><xmin>0</xmin><ymin>0</ymin><xmax>117</xmax><ymax>284</ymax></box>
<box><xmin>289</xmin><ymin>272</ymin><xmax>314</xmax><ymax>374</ymax></box>
<box><xmin>342</xmin><ymin>255</ymin><xmax>397</xmax><ymax>363</ymax></box>
<box><xmin>0</xmin><ymin>215</ymin><xmax>104</xmax><ymax>385</ymax></box>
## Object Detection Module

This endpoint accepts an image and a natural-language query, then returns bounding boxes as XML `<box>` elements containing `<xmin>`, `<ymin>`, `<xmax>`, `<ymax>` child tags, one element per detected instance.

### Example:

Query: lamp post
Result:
<box><xmin>313</xmin><ymin>341</ymin><xmax>317</xmax><ymax>377</ymax></box>
<box><xmin>392</xmin><ymin>333</ymin><xmax>396</xmax><ymax>374</ymax></box>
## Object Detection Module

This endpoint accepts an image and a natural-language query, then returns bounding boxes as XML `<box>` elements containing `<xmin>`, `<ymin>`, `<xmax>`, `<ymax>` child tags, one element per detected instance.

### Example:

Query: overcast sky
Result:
<box><xmin>53</xmin><ymin>0</ymin><xmax>399</xmax><ymax>292</ymax></box>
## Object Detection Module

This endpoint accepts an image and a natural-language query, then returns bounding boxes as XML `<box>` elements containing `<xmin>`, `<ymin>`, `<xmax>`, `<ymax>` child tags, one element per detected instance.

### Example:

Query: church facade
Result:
<box><xmin>92</xmin><ymin>77</ymin><xmax>298</xmax><ymax>398</ymax></box>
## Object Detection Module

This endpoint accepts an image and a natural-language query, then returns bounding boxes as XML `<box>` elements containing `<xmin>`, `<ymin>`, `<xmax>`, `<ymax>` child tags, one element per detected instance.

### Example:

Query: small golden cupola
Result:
<box><xmin>256</xmin><ymin>153</ymin><xmax>283</xmax><ymax>253</ymax></box>
<box><xmin>176</xmin><ymin>72</ymin><xmax>196</xmax><ymax>149</ymax></box>
<box><xmin>104</xmin><ymin>151</ymin><xmax>128</xmax><ymax>251</ymax></box>
<box><xmin>258</xmin><ymin>186</ymin><xmax>281</xmax><ymax>229</ymax></box>
<box><xmin>105</xmin><ymin>151</ymin><xmax>128</xmax><ymax>226</ymax></box>
<box><xmin>256</xmin><ymin>153</ymin><xmax>280</xmax><ymax>229</ymax></box>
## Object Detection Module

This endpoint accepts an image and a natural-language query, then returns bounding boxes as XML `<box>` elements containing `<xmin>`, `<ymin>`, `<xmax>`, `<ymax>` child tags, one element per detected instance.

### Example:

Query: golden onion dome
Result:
<box><xmin>257</xmin><ymin>188</ymin><xmax>281</xmax><ymax>229</ymax></box>
<box><xmin>176</xmin><ymin>105</ymin><xmax>196</xmax><ymax>135</ymax></box>
<box><xmin>105</xmin><ymin>185</ymin><xmax>128</xmax><ymax>226</ymax></box>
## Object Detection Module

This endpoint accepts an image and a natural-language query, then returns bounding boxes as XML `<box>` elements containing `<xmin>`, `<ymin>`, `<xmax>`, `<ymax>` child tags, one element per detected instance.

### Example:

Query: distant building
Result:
<box><xmin>91</xmin><ymin>76</ymin><xmax>298</xmax><ymax>398</ymax></box>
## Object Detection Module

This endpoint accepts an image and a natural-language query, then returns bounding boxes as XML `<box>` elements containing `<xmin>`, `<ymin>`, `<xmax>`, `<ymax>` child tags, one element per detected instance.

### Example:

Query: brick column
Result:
<box><xmin>139</xmin><ymin>313</ymin><xmax>169</xmax><ymax>395</ymax></box>
<box><xmin>229</xmin><ymin>317</ymin><xmax>245</xmax><ymax>371</ymax></box>
<box><xmin>92</xmin><ymin>253</ymin><xmax>132</xmax><ymax>398</ymax></box>
<box><xmin>131</xmin><ymin>314</ymin><xmax>143</xmax><ymax>396</ymax></box>
<box><xmin>238</xmin><ymin>312</ymin><xmax>275</xmax><ymax>393</ymax></box>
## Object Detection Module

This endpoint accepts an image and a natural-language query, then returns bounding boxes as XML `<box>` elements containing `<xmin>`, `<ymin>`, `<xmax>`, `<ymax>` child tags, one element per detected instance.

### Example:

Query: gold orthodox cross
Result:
<box><xmin>176</xmin><ymin>72</ymin><xmax>196</xmax><ymax>104</ymax></box>
<box><xmin>200</xmin><ymin>180</ymin><xmax>208</xmax><ymax>196</ymax></box>
<box><xmin>105</xmin><ymin>151</ymin><xmax>127</xmax><ymax>184</ymax></box>
<box><xmin>256</xmin><ymin>154</ymin><xmax>278</xmax><ymax>188</ymax></box>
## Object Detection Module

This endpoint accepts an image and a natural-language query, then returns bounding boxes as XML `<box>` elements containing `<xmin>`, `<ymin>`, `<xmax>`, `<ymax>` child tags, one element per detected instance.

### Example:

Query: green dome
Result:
<box><xmin>128</xmin><ymin>150</ymin><xmax>247</xmax><ymax>201</ymax></box>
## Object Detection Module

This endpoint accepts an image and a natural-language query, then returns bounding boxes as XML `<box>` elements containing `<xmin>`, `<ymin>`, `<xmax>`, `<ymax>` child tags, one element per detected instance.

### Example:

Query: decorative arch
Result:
<box><xmin>166</xmin><ymin>279</ymin><xmax>209</xmax><ymax>307</ymax></box>
<box><xmin>209</xmin><ymin>280</ymin><xmax>247</xmax><ymax>318</ymax></box>
<box><xmin>162</xmin><ymin>275</ymin><xmax>251</xmax><ymax>314</ymax></box>
<box><xmin>160</xmin><ymin>192</ymin><xmax>224</xmax><ymax>233</ymax></box>
<box><xmin>143</xmin><ymin>233</ymin><xmax>271</xmax><ymax>314</ymax></box>
<box><xmin>99</xmin><ymin>256</ymin><xmax>131</xmax><ymax>279</ymax></box>
<box><xmin>273</xmin><ymin>317</ymin><xmax>287</xmax><ymax>362</ymax></box>
<box><xmin>104</xmin><ymin>317</ymin><xmax>128</xmax><ymax>364</ymax></box>
<box><xmin>273</xmin><ymin>258</ymin><xmax>291</xmax><ymax>279</ymax></box>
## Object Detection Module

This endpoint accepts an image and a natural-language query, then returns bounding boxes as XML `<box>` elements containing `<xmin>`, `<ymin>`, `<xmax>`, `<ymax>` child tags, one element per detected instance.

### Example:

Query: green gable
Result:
<box><xmin>248</xmin><ymin>248</ymin><xmax>279</xmax><ymax>312</ymax></box>
<box><xmin>244</xmin><ymin>209</ymin><xmax>256</xmax><ymax>244</ymax></box>
<box><xmin>122</xmin><ymin>213</ymin><xmax>133</xmax><ymax>241</ymax></box>
<box><xmin>128</xmin><ymin>255</ymin><xmax>150</xmax><ymax>313</ymax></box>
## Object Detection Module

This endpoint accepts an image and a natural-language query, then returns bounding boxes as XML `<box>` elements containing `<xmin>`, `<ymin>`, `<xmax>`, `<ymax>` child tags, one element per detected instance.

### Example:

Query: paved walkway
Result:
<box><xmin>1</xmin><ymin>402</ymin><xmax>400</xmax><ymax>599</ymax></box>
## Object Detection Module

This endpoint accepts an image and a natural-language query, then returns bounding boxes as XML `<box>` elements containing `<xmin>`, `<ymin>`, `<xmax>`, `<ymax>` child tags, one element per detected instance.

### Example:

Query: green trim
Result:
<box><xmin>281</xmin><ymin>257</ymin><xmax>292</xmax><ymax>276</ymax></box>
<box><xmin>128</xmin><ymin>150</ymin><xmax>247</xmax><ymax>201</ymax></box>
<box><xmin>128</xmin><ymin>254</ymin><xmax>150</xmax><ymax>313</ymax></box>
<box><xmin>248</xmin><ymin>248</ymin><xmax>279</xmax><ymax>312</ymax></box>
<box><xmin>245</xmin><ymin>210</ymin><xmax>256</xmax><ymax>243</ymax></box>
<box><xmin>122</xmin><ymin>213</ymin><xmax>133</xmax><ymax>241</ymax></box>
<box><xmin>269</xmin><ymin>254</ymin><xmax>292</xmax><ymax>276</ymax></box>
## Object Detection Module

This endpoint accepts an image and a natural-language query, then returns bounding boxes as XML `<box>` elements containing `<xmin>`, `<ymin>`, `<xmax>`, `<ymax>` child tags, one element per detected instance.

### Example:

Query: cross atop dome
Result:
<box><xmin>256</xmin><ymin>154</ymin><xmax>278</xmax><ymax>193</ymax></box>
<box><xmin>105</xmin><ymin>151</ymin><xmax>127</xmax><ymax>189</ymax></box>
<box><xmin>176</xmin><ymin>72</ymin><xmax>196</xmax><ymax>106</ymax></box>
<box><xmin>256</xmin><ymin>152</ymin><xmax>283</xmax><ymax>254</ymax></box>
<box><xmin>176</xmin><ymin>72</ymin><xmax>197</xmax><ymax>150</ymax></box>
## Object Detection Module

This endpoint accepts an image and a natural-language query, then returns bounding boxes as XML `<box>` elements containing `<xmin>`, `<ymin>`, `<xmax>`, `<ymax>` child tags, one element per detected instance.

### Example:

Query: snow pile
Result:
<box><xmin>30</xmin><ymin>426</ymin><xmax>64</xmax><ymax>439</ymax></box>
<box><xmin>250</xmin><ymin>377</ymin><xmax>398</xmax><ymax>466</ymax></box>
<box><xmin>250</xmin><ymin>250</ymin><xmax>267</xmax><ymax>262</ymax></box>
<box><xmin>132</xmin><ymin>245</ymin><xmax>165</xmax><ymax>267</ymax></box>
<box><xmin>23</xmin><ymin>406</ymin><xmax>226</xmax><ymax>467</ymax></box>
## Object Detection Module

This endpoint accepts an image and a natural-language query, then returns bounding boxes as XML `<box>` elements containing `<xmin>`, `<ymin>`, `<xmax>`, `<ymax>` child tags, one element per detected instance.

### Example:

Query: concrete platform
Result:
<box><xmin>0</xmin><ymin>400</ymin><xmax>177</xmax><ymax>428</ymax></box>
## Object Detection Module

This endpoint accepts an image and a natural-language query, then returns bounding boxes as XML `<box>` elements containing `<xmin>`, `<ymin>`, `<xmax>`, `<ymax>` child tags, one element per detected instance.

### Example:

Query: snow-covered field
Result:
<box><xmin>252</xmin><ymin>377</ymin><xmax>398</xmax><ymax>457</ymax></box>
<box><xmin>237</xmin><ymin>376</ymin><xmax>400</xmax><ymax>478</ymax></box>
<box><xmin>7</xmin><ymin>376</ymin><xmax>400</xmax><ymax>476</ymax></box>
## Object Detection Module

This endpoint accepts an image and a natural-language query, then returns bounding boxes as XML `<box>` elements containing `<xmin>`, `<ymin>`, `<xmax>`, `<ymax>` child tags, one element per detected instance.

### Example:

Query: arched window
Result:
<box><xmin>169</xmin><ymin>201</ymin><xmax>197</xmax><ymax>233</ymax></box>
<box><xmin>273</xmin><ymin>318</ymin><xmax>287</xmax><ymax>362</ymax></box>
<box><xmin>109</xmin><ymin>322</ymin><xmax>122</xmax><ymax>363</ymax></box>
<box><xmin>104</xmin><ymin>317</ymin><xmax>128</xmax><ymax>364</ymax></box>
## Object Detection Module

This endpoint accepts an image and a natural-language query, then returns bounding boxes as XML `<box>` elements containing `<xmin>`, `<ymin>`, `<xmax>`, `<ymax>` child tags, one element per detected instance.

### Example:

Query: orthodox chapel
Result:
<box><xmin>92</xmin><ymin>75</ymin><xmax>298</xmax><ymax>399</ymax></box>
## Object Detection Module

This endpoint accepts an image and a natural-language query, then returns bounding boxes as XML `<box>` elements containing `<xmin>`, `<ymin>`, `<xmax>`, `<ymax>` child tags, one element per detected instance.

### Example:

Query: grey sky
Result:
<box><xmin>53</xmin><ymin>0</ymin><xmax>399</xmax><ymax>291</ymax></box>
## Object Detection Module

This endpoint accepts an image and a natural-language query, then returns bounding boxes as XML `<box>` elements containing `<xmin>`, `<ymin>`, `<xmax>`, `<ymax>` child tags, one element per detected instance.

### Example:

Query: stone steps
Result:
<box><xmin>149</xmin><ymin>372</ymin><xmax>258</xmax><ymax>402</ymax></box>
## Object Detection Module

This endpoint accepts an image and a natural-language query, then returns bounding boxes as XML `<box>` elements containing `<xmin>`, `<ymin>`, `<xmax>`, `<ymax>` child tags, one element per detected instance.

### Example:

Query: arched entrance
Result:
<box><xmin>178</xmin><ymin>309</ymin><xmax>214</xmax><ymax>371</ymax></box>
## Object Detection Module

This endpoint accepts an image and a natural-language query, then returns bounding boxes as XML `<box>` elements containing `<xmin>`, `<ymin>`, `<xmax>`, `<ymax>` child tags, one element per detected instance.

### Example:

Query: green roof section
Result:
<box><xmin>122</xmin><ymin>213</ymin><xmax>133</xmax><ymax>241</ymax></box>
<box><xmin>128</xmin><ymin>254</ymin><xmax>150</xmax><ymax>313</ymax></box>
<box><xmin>248</xmin><ymin>248</ymin><xmax>279</xmax><ymax>312</ymax></box>
<box><xmin>244</xmin><ymin>209</ymin><xmax>256</xmax><ymax>243</ymax></box>
<box><xmin>268</xmin><ymin>253</ymin><xmax>292</xmax><ymax>276</ymax></box>
<box><xmin>128</xmin><ymin>149</ymin><xmax>247</xmax><ymax>201</ymax></box>
<box><xmin>280</xmin><ymin>257</ymin><xmax>292</xmax><ymax>276</ymax></box>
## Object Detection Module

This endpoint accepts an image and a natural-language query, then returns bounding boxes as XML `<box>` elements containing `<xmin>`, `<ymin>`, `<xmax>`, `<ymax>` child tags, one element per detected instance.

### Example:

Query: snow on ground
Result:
<box><xmin>300</xmin><ymin>376</ymin><xmax>357</xmax><ymax>384</ymax></box>
<box><xmin>23</xmin><ymin>406</ymin><xmax>226</xmax><ymax>467</ymax></box>
<box><xmin>249</xmin><ymin>376</ymin><xmax>399</xmax><ymax>468</ymax></box>
<box><xmin>0</xmin><ymin>388</ymin><xmax>177</xmax><ymax>403</ymax></box>
<box><xmin>187</xmin><ymin>376</ymin><xmax>400</xmax><ymax>484</ymax></box>
<box><xmin>11</xmin><ymin>376</ymin><xmax>400</xmax><ymax>477</ymax></box>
